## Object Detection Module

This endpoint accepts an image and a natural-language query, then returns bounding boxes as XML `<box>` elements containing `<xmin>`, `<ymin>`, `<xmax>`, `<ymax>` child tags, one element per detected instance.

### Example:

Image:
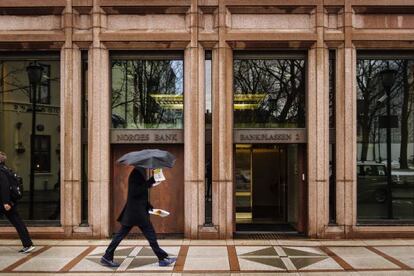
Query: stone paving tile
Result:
<box><xmin>56</xmin><ymin>240</ymin><xmax>110</xmax><ymax>246</ymax></box>
<box><xmin>298</xmin><ymin>273</ymin><xmax>359</xmax><ymax>276</ymax></box>
<box><xmin>400</xmin><ymin>239</ymin><xmax>414</xmax><ymax>246</ymax></box>
<box><xmin>184</xmin><ymin>257</ymin><xmax>230</xmax><ymax>271</ymax></box>
<box><xmin>374</xmin><ymin>246</ymin><xmax>414</xmax><ymax>268</ymax></box>
<box><xmin>0</xmin><ymin>246</ymin><xmax>39</xmax><ymax>270</ymax></box>
<box><xmin>158</xmin><ymin>240</ymin><xmax>183</xmax><ymax>246</ymax></box>
<box><xmin>0</xmin><ymin>239</ymin><xmax>24</xmax><ymax>246</ymax></box>
<box><xmin>190</xmin><ymin>239</ymin><xmax>227</xmax><ymax>245</ymax></box>
<box><xmin>292</xmin><ymin>257</ymin><xmax>343</xmax><ymax>271</ymax></box>
<box><xmin>184</xmin><ymin>246</ymin><xmax>229</xmax><ymax>271</ymax></box>
<box><xmin>235</xmin><ymin>273</ymin><xmax>300</xmax><ymax>276</ymax></box>
<box><xmin>319</xmin><ymin>240</ymin><xmax>366</xmax><ymax>247</ymax></box>
<box><xmin>14</xmin><ymin>246</ymin><xmax>86</xmax><ymax>272</ymax></box>
<box><xmin>233</xmin><ymin>240</ymin><xmax>272</xmax><ymax>246</ymax></box>
<box><xmin>363</xmin><ymin>239</ymin><xmax>409</xmax><ymax>246</ymax></box>
<box><xmin>356</xmin><ymin>272</ymin><xmax>414</xmax><ymax>276</ymax></box>
<box><xmin>1</xmin><ymin>241</ymin><xmax>414</xmax><ymax>275</ymax></box>
<box><xmin>278</xmin><ymin>240</ymin><xmax>322</xmax><ymax>247</ymax></box>
<box><xmin>328</xmin><ymin>246</ymin><xmax>399</xmax><ymax>270</ymax></box>
<box><xmin>187</xmin><ymin>246</ymin><xmax>228</xmax><ymax>257</ymax></box>
<box><xmin>235</xmin><ymin>246</ymin><xmax>343</xmax><ymax>272</ymax></box>
<box><xmin>0</xmin><ymin>274</ymin><xmax>116</xmax><ymax>276</ymax></box>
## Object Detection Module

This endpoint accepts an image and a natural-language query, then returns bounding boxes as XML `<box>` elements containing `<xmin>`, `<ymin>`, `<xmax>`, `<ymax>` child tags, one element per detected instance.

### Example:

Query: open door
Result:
<box><xmin>235</xmin><ymin>144</ymin><xmax>307</xmax><ymax>233</ymax></box>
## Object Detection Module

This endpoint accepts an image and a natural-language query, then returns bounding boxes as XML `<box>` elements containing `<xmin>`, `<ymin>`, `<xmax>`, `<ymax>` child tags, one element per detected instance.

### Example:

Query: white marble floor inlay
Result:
<box><xmin>184</xmin><ymin>246</ymin><xmax>230</xmax><ymax>270</ymax></box>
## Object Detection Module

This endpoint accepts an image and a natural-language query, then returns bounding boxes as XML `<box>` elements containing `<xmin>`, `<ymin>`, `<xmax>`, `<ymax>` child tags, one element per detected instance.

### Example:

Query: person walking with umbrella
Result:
<box><xmin>101</xmin><ymin>149</ymin><xmax>177</xmax><ymax>268</ymax></box>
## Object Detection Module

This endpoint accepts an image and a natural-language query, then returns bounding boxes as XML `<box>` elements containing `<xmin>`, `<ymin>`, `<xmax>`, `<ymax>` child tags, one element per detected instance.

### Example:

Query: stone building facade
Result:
<box><xmin>1</xmin><ymin>0</ymin><xmax>414</xmax><ymax>239</ymax></box>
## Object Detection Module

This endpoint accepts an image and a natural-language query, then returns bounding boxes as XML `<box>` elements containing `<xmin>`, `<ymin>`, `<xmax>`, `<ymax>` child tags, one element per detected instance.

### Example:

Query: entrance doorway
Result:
<box><xmin>235</xmin><ymin>144</ymin><xmax>306</xmax><ymax>233</ymax></box>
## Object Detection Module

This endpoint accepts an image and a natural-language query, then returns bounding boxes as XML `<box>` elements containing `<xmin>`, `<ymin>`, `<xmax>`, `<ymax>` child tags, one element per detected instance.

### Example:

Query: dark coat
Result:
<box><xmin>117</xmin><ymin>168</ymin><xmax>155</xmax><ymax>227</ymax></box>
<box><xmin>0</xmin><ymin>164</ymin><xmax>11</xmax><ymax>206</ymax></box>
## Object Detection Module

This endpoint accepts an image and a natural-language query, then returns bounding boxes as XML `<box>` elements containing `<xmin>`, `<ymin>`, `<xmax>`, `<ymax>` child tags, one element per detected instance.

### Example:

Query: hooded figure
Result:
<box><xmin>101</xmin><ymin>167</ymin><xmax>176</xmax><ymax>267</ymax></box>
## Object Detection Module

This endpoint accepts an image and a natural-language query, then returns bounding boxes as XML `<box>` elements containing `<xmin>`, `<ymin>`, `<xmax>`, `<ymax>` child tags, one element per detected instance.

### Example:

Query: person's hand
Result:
<box><xmin>153</xmin><ymin>181</ymin><xmax>162</xmax><ymax>187</ymax></box>
<box><xmin>3</xmin><ymin>204</ymin><xmax>11</xmax><ymax>211</ymax></box>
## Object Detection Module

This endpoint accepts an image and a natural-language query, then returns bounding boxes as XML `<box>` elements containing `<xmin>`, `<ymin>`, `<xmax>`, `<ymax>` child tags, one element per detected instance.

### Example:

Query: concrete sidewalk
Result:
<box><xmin>0</xmin><ymin>239</ymin><xmax>414</xmax><ymax>275</ymax></box>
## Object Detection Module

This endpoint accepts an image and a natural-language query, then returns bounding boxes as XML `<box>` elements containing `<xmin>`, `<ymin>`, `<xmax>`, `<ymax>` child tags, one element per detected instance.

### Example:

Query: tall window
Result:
<box><xmin>233</xmin><ymin>52</ymin><xmax>306</xmax><ymax>128</ymax></box>
<box><xmin>357</xmin><ymin>52</ymin><xmax>414</xmax><ymax>222</ymax></box>
<box><xmin>0</xmin><ymin>54</ymin><xmax>60</xmax><ymax>222</ymax></box>
<box><xmin>111</xmin><ymin>52</ymin><xmax>184</xmax><ymax>129</ymax></box>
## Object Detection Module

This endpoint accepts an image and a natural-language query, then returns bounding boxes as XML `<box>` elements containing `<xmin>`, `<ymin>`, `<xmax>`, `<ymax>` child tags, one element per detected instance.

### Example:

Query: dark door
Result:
<box><xmin>111</xmin><ymin>144</ymin><xmax>184</xmax><ymax>234</ymax></box>
<box><xmin>252</xmin><ymin>147</ymin><xmax>286</xmax><ymax>222</ymax></box>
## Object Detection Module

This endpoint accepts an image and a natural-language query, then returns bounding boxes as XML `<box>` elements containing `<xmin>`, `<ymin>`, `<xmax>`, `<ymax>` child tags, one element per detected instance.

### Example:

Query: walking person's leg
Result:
<box><xmin>101</xmin><ymin>224</ymin><xmax>132</xmax><ymax>267</ymax></box>
<box><xmin>4</xmin><ymin>207</ymin><xmax>33</xmax><ymax>251</ymax></box>
<box><xmin>138</xmin><ymin>221</ymin><xmax>176</xmax><ymax>266</ymax></box>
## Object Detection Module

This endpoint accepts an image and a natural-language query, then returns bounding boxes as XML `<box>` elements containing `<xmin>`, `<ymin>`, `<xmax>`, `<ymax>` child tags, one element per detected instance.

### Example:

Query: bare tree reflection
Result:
<box><xmin>233</xmin><ymin>59</ymin><xmax>306</xmax><ymax>128</ymax></box>
<box><xmin>357</xmin><ymin>59</ymin><xmax>414</xmax><ymax>167</ymax></box>
<box><xmin>112</xmin><ymin>60</ymin><xmax>184</xmax><ymax>129</ymax></box>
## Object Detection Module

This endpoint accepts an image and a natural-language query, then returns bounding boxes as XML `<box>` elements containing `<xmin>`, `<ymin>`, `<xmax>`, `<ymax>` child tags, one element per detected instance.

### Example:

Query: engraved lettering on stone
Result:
<box><xmin>116</xmin><ymin>134</ymin><xmax>150</xmax><ymax>142</ymax></box>
<box><xmin>240</xmin><ymin>133</ymin><xmax>292</xmax><ymax>142</ymax></box>
<box><xmin>155</xmin><ymin>134</ymin><xmax>178</xmax><ymax>142</ymax></box>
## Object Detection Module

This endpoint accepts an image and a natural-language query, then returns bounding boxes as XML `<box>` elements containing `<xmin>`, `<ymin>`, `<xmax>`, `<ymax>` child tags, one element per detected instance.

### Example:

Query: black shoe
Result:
<box><xmin>100</xmin><ymin>256</ymin><xmax>120</xmax><ymax>268</ymax></box>
<box><xmin>159</xmin><ymin>257</ymin><xmax>177</xmax><ymax>267</ymax></box>
<box><xmin>19</xmin><ymin>245</ymin><xmax>35</xmax><ymax>254</ymax></box>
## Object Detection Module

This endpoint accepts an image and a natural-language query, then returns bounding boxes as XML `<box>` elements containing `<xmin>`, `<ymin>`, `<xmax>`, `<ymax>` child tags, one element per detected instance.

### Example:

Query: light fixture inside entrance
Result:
<box><xmin>234</xmin><ymin>93</ymin><xmax>267</xmax><ymax>110</ymax></box>
<box><xmin>151</xmin><ymin>94</ymin><xmax>183</xmax><ymax>109</ymax></box>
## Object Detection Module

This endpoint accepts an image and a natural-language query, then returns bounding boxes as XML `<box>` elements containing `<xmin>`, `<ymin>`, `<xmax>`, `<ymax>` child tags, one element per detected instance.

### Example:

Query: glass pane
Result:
<box><xmin>81</xmin><ymin>53</ymin><xmax>88</xmax><ymax>225</ymax></box>
<box><xmin>205</xmin><ymin>51</ymin><xmax>213</xmax><ymax>225</ymax></box>
<box><xmin>111</xmin><ymin>59</ymin><xmax>184</xmax><ymax>129</ymax></box>
<box><xmin>357</xmin><ymin>56</ymin><xmax>414</xmax><ymax>222</ymax></box>
<box><xmin>233</xmin><ymin>57</ymin><xmax>306</xmax><ymax>128</ymax></box>
<box><xmin>235</xmin><ymin>145</ymin><xmax>252</xmax><ymax>223</ymax></box>
<box><xmin>329</xmin><ymin>50</ymin><xmax>336</xmax><ymax>224</ymax></box>
<box><xmin>0</xmin><ymin>56</ymin><xmax>60</xmax><ymax>223</ymax></box>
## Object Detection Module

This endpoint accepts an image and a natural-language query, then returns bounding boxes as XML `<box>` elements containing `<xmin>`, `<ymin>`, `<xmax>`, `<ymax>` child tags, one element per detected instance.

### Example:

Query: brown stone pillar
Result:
<box><xmin>307</xmin><ymin>3</ymin><xmax>330</xmax><ymax>238</ymax></box>
<box><xmin>212</xmin><ymin>44</ymin><xmax>233</xmax><ymax>239</ymax></box>
<box><xmin>184</xmin><ymin>44</ymin><xmax>202</xmax><ymax>238</ymax></box>
<box><xmin>88</xmin><ymin>1</ymin><xmax>110</xmax><ymax>238</ymax></box>
<box><xmin>337</xmin><ymin>3</ymin><xmax>357</xmax><ymax>237</ymax></box>
<box><xmin>61</xmin><ymin>1</ymin><xmax>83</xmax><ymax>236</ymax></box>
<box><xmin>184</xmin><ymin>0</ymin><xmax>205</xmax><ymax>239</ymax></box>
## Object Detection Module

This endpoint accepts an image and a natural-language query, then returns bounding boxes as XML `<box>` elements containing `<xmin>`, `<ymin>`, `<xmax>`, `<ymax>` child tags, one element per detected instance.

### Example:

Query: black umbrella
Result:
<box><xmin>117</xmin><ymin>149</ymin><xmax>176</xmax><ymax>169</ymax></box>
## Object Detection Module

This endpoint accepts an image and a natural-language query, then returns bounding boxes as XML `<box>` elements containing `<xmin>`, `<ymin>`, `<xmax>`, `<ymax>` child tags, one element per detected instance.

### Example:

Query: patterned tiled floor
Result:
<box><xmin>1</xmin><ymin>239</ymin><xmax>414</xmax><ymax>275</ymax></box>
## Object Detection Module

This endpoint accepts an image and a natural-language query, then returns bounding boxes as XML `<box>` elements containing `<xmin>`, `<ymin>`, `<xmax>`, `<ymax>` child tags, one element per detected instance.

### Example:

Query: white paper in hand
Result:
<box><xmin>149</xmin><ymin>209</ymin><xmax>170</xmax><ymax>217</ymax></box>
<box><xmin>153</xmin><ymin>168</ymin><xmax>166</xmax><ymax>182</ymax></box>
<box><xmin>152</xmin><ymin>181</ymin><xmax>162</xmax><ymax>187</ymax></box>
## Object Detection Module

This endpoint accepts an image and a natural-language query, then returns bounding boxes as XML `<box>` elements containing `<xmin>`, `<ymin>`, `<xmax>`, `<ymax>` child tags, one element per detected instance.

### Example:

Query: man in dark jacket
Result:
<box><xmin>0</xmin><ymin>151</ymin><xmax>35</xmax><ymax>253</ymax></box>
<box><xmin>101</xmin><ymin>167</ymin><xmax>176</xmax><ymax>267</ymax></box>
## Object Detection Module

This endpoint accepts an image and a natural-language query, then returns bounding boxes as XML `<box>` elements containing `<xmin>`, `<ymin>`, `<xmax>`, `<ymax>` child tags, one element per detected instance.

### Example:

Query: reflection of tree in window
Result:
<box><xmin>357</xmin><ymin>59</ymin><xmax>414</xmax><ymax>168</ymax></box>
<box><xmin>233</xmin><ymin>59</ymin><xmax>306</xmax><ymax>128</ymax></box>
<box><xmin>0</xmin><ymin>61</ymin><xmax>56</xmax><ymax>105</ymax></box>
<box><xmin>112</xmin><ymin>59</ymin><xmax>184</xmax><ymax>129</ymax></box>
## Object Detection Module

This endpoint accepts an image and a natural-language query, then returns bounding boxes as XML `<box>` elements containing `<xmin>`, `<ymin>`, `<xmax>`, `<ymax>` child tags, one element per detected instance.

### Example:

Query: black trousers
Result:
<box><xmin>3</xmin><ymin>207</ymin><xmax>32</xmax><ymax>248</ymax></box>
<box><xmin>104</xmin><ymin>222</ymin><xmax>168</xmax><ymax>261</ymax></box>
